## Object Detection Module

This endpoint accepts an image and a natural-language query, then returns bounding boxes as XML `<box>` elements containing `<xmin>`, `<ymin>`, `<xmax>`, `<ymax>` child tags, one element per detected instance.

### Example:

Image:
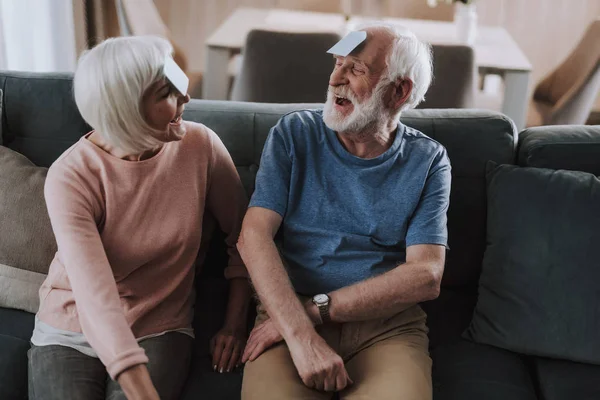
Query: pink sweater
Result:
<box><xmin>38</xmin><ymin>122</ymin><xmax>248</xmax><ymax>379</ymax></box>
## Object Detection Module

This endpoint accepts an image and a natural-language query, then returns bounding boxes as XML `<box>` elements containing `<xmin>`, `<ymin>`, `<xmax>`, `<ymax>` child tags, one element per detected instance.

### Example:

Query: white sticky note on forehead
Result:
<box><xmin>327</xmin><ymin>31</ymin><xmax>367</xmax><ymax>56</ymax></box>
<box><xmin>164</xmin><ymin>56</ymin><xmax>189</xmax><ymax>96</ymax></box>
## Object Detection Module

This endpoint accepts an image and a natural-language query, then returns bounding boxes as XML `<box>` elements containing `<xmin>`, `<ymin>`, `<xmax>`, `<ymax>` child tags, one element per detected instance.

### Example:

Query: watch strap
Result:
<box><xmin>317</xmin><ymin>303</ymin><xmax>331</xmax><ymax>324</ymax></box>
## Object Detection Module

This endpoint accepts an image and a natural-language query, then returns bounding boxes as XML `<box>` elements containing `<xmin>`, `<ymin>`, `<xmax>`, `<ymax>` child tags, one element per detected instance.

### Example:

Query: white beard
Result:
<box><xmin>323</xmin><ymin>79</ymin><xmax>389</xmax><ymax>134</ymax></box>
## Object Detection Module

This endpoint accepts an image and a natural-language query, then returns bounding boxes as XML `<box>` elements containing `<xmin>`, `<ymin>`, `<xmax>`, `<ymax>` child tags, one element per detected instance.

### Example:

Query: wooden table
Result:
<box><xmin>204</xmin><ymin>8</ymin><xmax>533</xmax><ymax>130</ymax></box>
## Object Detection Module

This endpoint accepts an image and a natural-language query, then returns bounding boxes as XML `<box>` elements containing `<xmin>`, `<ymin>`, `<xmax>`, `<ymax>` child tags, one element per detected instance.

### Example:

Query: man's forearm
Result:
<box><xmin>237</xmin><ymin>233</ymin><xmax>314</xmax><ymax>341</ymax></box>
<box><xmin>328</xmin><ymin>260</ymin><xmax>441</xmax><ymax>323</ymax></box>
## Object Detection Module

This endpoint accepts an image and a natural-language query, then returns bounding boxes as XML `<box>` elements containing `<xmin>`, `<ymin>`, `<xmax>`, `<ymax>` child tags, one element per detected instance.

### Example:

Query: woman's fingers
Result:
<box><xmin>211</xmin><ymin>335</ymin><xmax>226</xmax><ymax>371</ymax></box>
<box><xmin>217</xmin><ymin>336</ymin><xmax>235</xmax><ymax>373</ymax></box>
<box><xmin>227</xmin><ymin>342</ymin><xmax>242</xmax><ymax>372</ymax></box>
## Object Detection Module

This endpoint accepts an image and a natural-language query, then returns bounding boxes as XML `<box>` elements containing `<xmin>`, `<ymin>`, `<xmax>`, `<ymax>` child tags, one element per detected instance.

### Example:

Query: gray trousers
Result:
<box><xmin>28</xmin><ymin>332</ymin><xmax>192</xmax><ymax>400</ymax></box>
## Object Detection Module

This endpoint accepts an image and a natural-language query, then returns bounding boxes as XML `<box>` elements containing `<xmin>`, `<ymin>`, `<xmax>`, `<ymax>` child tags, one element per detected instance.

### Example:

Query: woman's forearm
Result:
<box><xmin>117</xmin><ymin>364</ymin><xmax>159</xmax><ymax>400</ymax></box>
<box><xmin>223</xmin><ymin>277</ymin><xmax>252</xmax><ymax>331</ymax></box>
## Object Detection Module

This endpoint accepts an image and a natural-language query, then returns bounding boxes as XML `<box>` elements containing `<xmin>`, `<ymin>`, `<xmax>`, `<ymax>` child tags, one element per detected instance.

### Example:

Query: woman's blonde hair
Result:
<box><xmin>74</xmin><ymin>35</ymin><xmax>174</xmax><ymax>154</ymax></box>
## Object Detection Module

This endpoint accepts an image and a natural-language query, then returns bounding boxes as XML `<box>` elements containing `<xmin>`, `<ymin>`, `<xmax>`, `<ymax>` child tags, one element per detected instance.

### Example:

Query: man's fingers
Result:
<box><xmin>313</xmin><ymin>375</ymin><xmax>325</xmax><ymax>392</ymax></box>
<box><xmin>346</xmin><ymin>368</ymin><xmax>354</xmax><ymax>386</ymax></box>
<box><xmin>242</xmin><ymin>330</ymin><xmax>261</xmax><ymax>363</ymax></box>
<box><xmin>248</xmin><ymin>338</ymin><xmax>269</xmax><ymax>362</ymax></box>
<box><xmin>335</xmin><ymin>368</ymin><xmax>350</xmax><ymax>391</ymax></box>
<box><xmin>344</xmin><ymin>368</ymin><xmax>353</xmax><ymax>386</ymax></box>
<box><xmin>241</xmin><ymin>342</ymin><xmax>253</xmax><ymax>363</ymax></box>
<box><xmin>302</xmin><ymin>375</ymin><xmax>317</xmax><ymax>390</ymax></box>
<box><xmin>324</xmin><ymin>373</ymin><xmax>336</xmax><ymax>392</ymax></box>
<box><xmin>242</xmin><ymin>335</ymin><xmax>254</xmax><ymax>362</ymax></box>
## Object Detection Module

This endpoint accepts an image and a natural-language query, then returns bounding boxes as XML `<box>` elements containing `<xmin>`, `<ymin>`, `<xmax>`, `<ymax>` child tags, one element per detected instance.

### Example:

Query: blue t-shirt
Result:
<box><xmin>250</xmin><ymin>110</ymin><xmax>451</xmax><ymax>295</ymax></box>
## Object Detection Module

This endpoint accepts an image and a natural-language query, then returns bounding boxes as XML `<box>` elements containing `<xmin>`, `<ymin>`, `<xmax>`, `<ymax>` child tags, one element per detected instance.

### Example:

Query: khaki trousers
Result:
<box><xmin>242</xmin><ymin>303</ymin><xmax>432</xmax><ymax>400</ymax></box>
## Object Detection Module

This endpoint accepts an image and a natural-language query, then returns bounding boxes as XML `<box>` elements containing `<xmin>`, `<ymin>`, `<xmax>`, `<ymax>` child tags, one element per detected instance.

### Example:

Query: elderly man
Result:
<box><xmin>237</xmin><ymin>24</ymin><xmax>450</xmax><ymax>400</ymax></box>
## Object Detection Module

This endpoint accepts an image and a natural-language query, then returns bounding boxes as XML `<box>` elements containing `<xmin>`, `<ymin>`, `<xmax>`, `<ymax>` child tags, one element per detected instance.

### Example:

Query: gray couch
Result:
<box><xmin>1</xmin><ymin>71</ymin><xmax>599</xmax><ymax>400</ymax></box>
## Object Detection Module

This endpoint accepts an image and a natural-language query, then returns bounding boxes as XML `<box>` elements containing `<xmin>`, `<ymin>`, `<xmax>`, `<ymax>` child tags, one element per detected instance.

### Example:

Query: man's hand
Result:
<box><xmin>242</xmin><ymin>318</ymin><xmax>284</xmax><ymax>363</ymax></box>
<box><xmin>287</xmin><ymin>332</ymin><xmax>353</xmax><ymax>392</ymax></box>
<box><xmin>243</xmin><ymin>301</ymin><xmax>323</xmax><ymax>363</ymax></box>
<box><xmin>210</xmin><ymin>326</ymin><xmax>247</xmax><ymax>373</ymax></box>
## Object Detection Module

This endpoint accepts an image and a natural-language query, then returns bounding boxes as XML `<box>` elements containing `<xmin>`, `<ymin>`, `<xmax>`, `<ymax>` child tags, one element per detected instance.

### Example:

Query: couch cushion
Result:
<box><xmin>0</xmin><ymin>146</ymin><xmax>54</xmax><ymax>313</ymax></box>
<box><xmin>534</xmin><ymin>357</ymin><xmax>600</xmax><ymax>400</ymax></box>
<box><xmin>421</xmin><ymin>288</ymin><xmax>477</xmax><ymax>349</ymax></box>
<box><xmin>402</xmin><ymin>111</ymin><xmax>517</xmax><ymax>288</ymax></box>
<box><xmin>0</xmin><ymin>307</ymin><xmax>34</xmax><ymax>399</ymax></box>
<box><xmin>465</xmin><ymin>163</ymin><xmax>600</xmax><ymax>364</ymax></box>
<box><xmin>432</xmin><ymin>340</ymin><xmax>538</xmax><ymax>400</ymax></box>
<box><xmin>0</xmin><ymin>307</ymin><xmax>35</xmax><ymax>340</ymax></box>
<box><xmin>518</xmin><ymin>125</ymin><xmax>600</xmax><ymax>175</ymax></box>
<box><xmin>0</xmin><ymin>333</ymin><xmax>30</xmax><ymax>400</ymax></box>
<box><xmin>0</xmin><ymin>72</ymin><xmax>90</xmax><ymax>167</ymax></box>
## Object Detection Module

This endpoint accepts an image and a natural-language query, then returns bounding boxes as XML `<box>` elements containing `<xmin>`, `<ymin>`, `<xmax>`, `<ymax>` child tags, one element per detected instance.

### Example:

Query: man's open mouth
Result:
<box><xmin>335</xmin><ymin>96</ymin><xmax>352</xmax><ymax>106</ymax></box>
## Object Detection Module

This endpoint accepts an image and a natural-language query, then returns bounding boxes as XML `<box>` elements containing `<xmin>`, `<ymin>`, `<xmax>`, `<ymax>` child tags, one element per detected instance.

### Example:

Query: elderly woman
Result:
<box><xmin>27</xmin><ymin>36</ymin><xmax>251</xmax><ymax>400</ymax></box>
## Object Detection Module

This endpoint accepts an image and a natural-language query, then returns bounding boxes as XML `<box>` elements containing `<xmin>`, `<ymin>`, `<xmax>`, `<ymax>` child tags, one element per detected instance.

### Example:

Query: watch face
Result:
<box><xmin>314</xmin><ymin>294</ymin><xmax>329</xmax><ymax>304</ymax></box>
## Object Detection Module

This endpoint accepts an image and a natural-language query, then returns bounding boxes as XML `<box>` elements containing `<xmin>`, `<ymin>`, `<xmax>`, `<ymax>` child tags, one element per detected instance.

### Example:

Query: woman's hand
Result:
<box><xmin>210</xmin><ymin>325</ymin><xmax>247</xmax><ymax>373</ymax></box>
<box><xmin>117</xmin><ymin>364</ymin><xmax>160</xmax><ymax>400</ymax></box>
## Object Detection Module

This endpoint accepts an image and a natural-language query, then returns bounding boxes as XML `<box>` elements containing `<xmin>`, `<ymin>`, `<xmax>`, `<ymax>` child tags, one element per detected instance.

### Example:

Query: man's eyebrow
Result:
<box><xmin>333</xmin><ymin>54</ymin><xmax>373</xmax><ymax>72</ymax></box>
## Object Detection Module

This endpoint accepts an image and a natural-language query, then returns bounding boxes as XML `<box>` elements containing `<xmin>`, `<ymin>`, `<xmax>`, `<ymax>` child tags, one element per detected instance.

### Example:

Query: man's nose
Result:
<box><xmin>329</xmin><ymin>65</ymin><xmax>349</xmax><ymax>87</ymax></box>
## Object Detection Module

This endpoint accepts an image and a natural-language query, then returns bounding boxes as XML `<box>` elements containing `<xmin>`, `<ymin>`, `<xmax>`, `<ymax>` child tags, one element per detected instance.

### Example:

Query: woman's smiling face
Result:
<box><xmin>142</xmin><ymin>77</ymin><xmax>190</xmax><ymax>143</ymax></box>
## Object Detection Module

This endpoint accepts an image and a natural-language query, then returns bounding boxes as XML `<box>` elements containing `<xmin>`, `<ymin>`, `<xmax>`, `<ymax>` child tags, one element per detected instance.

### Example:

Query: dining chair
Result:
<box><xmin>418</xmin><ymin>44</ymin><xmax>476</xmax><ymax>109</ymax></box>
<box><xmin>527</xmin><ymin>19</ymin><xmax>600</xmax><ymax>126</ymax></box>
<box><xmin>230</xmin><ymin>29</ymin><xmax>341</xmax><ymax>103</ymax></box>
<box><xmin>114</xmin><ymin>0</ymin><xmax>203</xmax><ymax>98</ymax></box>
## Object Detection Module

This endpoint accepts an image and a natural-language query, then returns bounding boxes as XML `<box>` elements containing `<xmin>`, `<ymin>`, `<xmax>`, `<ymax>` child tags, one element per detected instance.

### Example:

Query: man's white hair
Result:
<box><xmin>74</xmin><ymin>36</ymin><xmax>174</xmax><ymax>154</ymax></box>
<box><xmin>357</xmin><ymin>23</ymin><xmax>433</xmax><ymax>112</ymax></box>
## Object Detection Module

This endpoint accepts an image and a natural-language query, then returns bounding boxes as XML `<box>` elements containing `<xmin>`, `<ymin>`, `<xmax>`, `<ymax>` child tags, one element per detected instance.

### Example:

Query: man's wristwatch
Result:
<box><xmin>312</xmin><ymin>293</ymin><xmax>331</xmax><ymax>324</ymax></box>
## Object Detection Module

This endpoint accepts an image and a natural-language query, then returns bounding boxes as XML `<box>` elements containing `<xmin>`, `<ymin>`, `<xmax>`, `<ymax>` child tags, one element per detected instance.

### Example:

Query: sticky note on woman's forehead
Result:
<box><xmin>164</xmin><ymin>56</ymin><xmax>189</xmax><ymax>96</ymax></box>
<box><xmin>327</xmin><ymin>31</ymin><xmax>367</xmax><ymax>56</ymax></box>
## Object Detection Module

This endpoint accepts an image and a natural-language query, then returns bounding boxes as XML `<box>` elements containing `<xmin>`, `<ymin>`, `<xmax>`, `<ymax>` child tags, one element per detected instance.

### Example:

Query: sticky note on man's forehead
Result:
<box><xmin>164</xmin><ymin>56</ymin><xmax>189</xmax><ymax>96</ymax></box>
<box><xmin>327</xmin><ymin>31</ymin><xmax>367</xmax><ymax>56</ymax></box>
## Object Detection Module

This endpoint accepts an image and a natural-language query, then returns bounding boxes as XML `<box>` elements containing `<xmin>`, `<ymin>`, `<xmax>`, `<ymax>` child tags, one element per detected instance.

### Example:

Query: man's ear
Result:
<box><xmin>391</xmin><ymin>78</ymin><xmax>413</xmax><ymax>110</ymax></box>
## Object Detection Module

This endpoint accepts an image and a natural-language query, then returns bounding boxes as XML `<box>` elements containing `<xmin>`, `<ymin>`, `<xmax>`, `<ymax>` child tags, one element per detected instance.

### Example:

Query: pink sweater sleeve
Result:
<box><xmin>44</xmin><ymin>166</ymin><xmax>148</xmax><ymax>379</ymax></box>
<box><xmin>206</xmin><ymin>130</ymin><xmax>249</xmax><ymax>279</ymax></box>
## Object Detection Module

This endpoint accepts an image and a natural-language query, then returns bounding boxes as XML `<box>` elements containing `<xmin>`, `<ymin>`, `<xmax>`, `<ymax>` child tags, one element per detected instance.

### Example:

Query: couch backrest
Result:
<box><xmin>518</xmin><ymin>125</ymin><xmax>600</xmax><ymax>175</ymax></box>
<box><xmin>0</xmin><ymin>71</ymin><xmax>517</xmax><ymax>289</ymax></box>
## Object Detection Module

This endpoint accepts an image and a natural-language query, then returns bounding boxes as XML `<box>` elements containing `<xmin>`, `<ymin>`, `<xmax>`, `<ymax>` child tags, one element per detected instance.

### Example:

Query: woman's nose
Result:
<box><xmin>180</xmin><ymin>93</ymin><xmax>190</xmax><ymax>104</ymax></box>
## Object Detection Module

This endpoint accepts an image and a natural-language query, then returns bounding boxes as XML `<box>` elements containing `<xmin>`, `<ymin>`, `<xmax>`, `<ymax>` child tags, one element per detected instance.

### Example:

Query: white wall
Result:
<box><xmin>0</xmin><ymin>0</ymin><xmax>77</xmax><ymax>72</ymax></box>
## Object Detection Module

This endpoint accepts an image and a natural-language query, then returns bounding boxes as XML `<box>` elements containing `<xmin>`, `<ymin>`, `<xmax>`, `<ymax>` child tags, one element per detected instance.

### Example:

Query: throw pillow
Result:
<box><xmin>0</xmin><ymin>146</ymin><xmax>55</xmax><ymax>313</ymax></box>
<box><xmin>464</xmin><ymin>162</ymin><xmax>600</xmax><ymax>365</ymax></box>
